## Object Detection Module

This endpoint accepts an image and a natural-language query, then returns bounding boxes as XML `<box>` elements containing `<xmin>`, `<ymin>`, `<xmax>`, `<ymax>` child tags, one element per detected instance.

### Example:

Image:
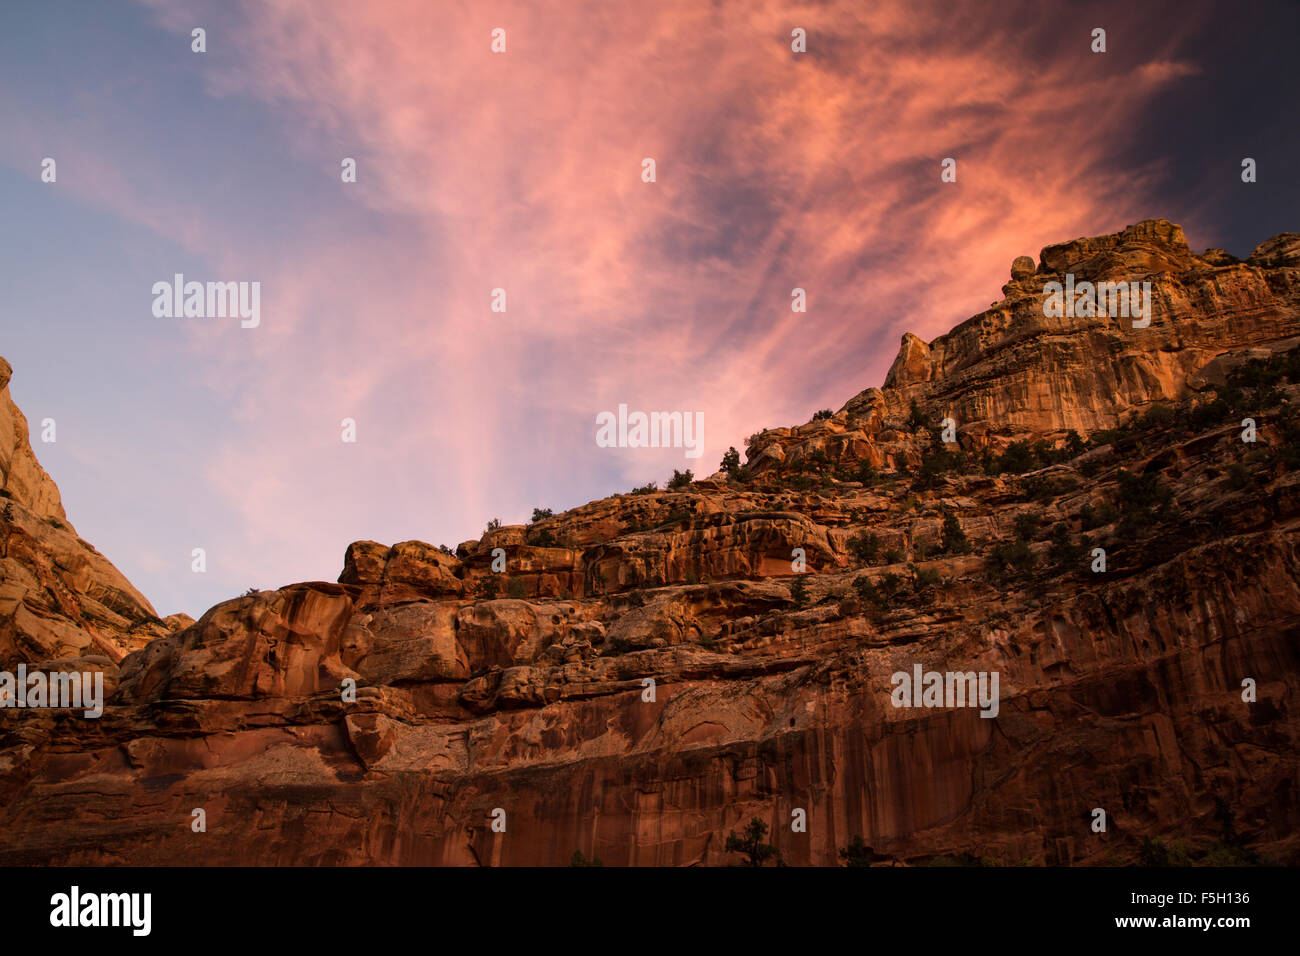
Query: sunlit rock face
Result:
<box><xmin>0</xmin><ymin>358</ymin><xmax>184</xmax><ymax>668</ymax></box>
<box><xmin>2</xmin><ymin>220</ymin><xmax>1299</xmax><ymax>867</ymax></box>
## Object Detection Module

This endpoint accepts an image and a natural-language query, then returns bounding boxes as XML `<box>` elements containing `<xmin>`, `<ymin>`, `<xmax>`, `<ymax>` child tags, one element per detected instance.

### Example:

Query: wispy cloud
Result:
<box><xmin>2</xmin><ymin>0</ymin><xmax>1211</xmax><ymax>612</ymax></box>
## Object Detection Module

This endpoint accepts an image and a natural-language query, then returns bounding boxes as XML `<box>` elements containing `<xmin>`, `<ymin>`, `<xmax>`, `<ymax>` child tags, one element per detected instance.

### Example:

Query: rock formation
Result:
<box><xmin>0</xmin><ymin>359</ymin><xmax>187</xmax><ymax>670</ymax></box>
<box><xmin>2</xmin><ymin>219</ymin><xmax>1298</xmax><ymax>866</ymax></box>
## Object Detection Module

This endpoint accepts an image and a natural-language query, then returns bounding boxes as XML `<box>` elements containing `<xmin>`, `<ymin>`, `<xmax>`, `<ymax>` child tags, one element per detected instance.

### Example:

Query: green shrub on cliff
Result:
<box><xmin>938</xmin><ymin>511</ymin><xmax>971</xmax><ymax>555</ymax></box>
<box><xmin>725</xmin><ymin>817</ymin><xmax>783</xmax><ymax>867</ymax></box>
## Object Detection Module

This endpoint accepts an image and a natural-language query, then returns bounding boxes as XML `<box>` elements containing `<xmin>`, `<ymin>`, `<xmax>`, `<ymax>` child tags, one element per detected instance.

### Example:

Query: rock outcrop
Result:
<box><xmin>2</xmin><ymin>220</ymin><xmax>1299</xmax><ymax>867</ymax></box>
<box><xmin>0</xmin><ymin>360</ymin><xmax>181</xmax><ymax>669</ymax></box>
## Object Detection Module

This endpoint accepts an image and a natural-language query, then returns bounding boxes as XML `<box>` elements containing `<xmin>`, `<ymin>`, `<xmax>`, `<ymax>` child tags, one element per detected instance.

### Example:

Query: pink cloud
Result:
<box><xmin>14</xmin><ymin>0</ymin><xmax>1215</xmax><ymax>608</ymax></box>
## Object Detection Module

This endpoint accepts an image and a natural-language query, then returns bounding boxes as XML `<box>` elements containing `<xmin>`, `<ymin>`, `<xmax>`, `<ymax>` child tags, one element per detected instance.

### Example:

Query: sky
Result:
<box><xmin>0</xmin><ymin>0</ymin><xmax>1296</xmax><ymax>618</ymax></box>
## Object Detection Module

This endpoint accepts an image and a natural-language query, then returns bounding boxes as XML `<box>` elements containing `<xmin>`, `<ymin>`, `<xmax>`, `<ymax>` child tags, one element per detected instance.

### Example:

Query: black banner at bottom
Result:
<box><xmin>2</xmin><ymin>865</ymin><xmax>1287</xmax><ymax>943</ymax></box>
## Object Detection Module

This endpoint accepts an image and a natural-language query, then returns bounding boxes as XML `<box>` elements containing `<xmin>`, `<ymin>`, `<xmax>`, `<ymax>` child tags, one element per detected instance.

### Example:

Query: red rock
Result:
<box><xmin>3</xmin><ymin>219</ymin><xmax>1299</xmax><ymax>867</ymax></box>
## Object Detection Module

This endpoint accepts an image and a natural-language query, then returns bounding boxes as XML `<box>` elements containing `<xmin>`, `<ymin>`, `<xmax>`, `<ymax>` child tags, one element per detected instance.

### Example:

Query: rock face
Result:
<box><xmin>2</xmin><ymin>219</ymin><xmax>1300</xmax><ymax>867</ymax></box>
<box><xmin>0</xmin><ymin>360</ymin><xmax>182</xmax><ymax>669</ymax></box>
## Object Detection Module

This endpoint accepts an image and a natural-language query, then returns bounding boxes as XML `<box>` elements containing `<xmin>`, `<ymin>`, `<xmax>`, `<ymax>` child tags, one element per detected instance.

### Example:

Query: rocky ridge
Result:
<box><xmin>1</xmin><ymin>219</ymin><xmax>1298</xmax><ymax>866</ymax></box>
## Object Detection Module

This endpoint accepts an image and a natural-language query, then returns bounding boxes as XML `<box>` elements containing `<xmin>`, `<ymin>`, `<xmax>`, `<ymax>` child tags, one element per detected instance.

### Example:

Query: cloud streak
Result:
<box><xmin>3</xmin><ymin>0</ymin><xmax>1218</xmax><ymax>613</ymax></box>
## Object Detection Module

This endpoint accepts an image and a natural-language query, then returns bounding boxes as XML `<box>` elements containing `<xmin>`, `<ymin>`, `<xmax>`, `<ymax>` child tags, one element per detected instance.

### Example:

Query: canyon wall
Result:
<box><xmin>2</xmin><ymin>219</ymin><xmax>1298</xmax><ymax>866</ymax></box>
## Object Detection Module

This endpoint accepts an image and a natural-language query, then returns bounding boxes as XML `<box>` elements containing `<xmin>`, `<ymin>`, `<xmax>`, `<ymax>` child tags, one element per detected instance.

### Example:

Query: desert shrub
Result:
<box><xmin>938</xmin><ymin>511</ymin><xmax>971</xmax><ymax>555</ymax></box>
<box><xmin>1187</xmin><ymin>397</ymin><xmax>1229</xmax><ymax>432</ymax></box>
<box><xmin>1135</xmin><ymin>403</ymin><xmax>1178</xmax><ymax>432</ymax></box>
<box><xmin>1114</xmin><ymin>468</ymin><xmax>1176</xmax><ymax>538</ymax></box>
<box><xmin>849</xmin><ymin>531</ymin><xmax>881</xmax><ymax>564</ymax></box>
<box><xmin>1088</xmin><ymin>427</ymin><xmax>1129</xmax><ymax>448</ymax></box>
<box><xmin>720</xmin><ymin>447</ymin><xmax>742</xmax><ymax>478</ymax></box>
<box><xmin>1021</xmin><ymin>472</ymin><xmax>1078</xmax><ymax>501</ymax></box>
<box><xmin>1200</xmin><ymin>843</ymin><xmax>1259</xmax><ymax>866</ymax></box>
<box><xmin>838</xmin><ymin>836</ymin><xmax>887</xmax><ymax>868</ymax></box>
<box><xmin>812</xmin><ymin>408</ymin><xmax>834</xmax><ymax>421</ymax></box>
<box><xmin>1078</xmin><ymin>456</ymin><xmax>1105</xmax><ymax>478</ymax></box>
<box><xmin>1137</xmin><ymin>837</ymin><xmax>1195</xmax><ymax>867</ymax></box>
<box><xmin>995</xmin><ymin>440</ymin><xmax>1039</xmax><ymax>474</ymax></box>
<box><xmin>1079</xmin><ymin>501</ymin><xmax>1118</xmax><ymax>530</ymax></box>
<box><xmin>853</xmin><ymin>575</ymin><xmax>886</xmax><ymax>608</ymax></box>
<box><xmin>802</xmin><ymin>449</ymin><xmax>832</xmax><ymax>472</ymax></box>
<box><xmin>1216</xmin><ymin>384</ymin><xmax>1247</xmax><ymax>415</ymax></box>
<box><xmin>531</xmin><ymin>508</ymin><xmax>554</xmax><ymax>522</ymax></box>
<box><xmin>909</xmin><ymin>563</ymin><xmax>941</xmax><ymax>590</ymax></box>
<box><xmin>913</xmin><ymin>442</ymin><xmax>958</xmax><ymax>490</ymax></box>
<box><xmin>988</xmin><ymin>539</ymin><xmax>1035</xmax><ymax>576</ymax></box>
<box><xmin>1047</xmin><ymin>523</ymin><xmax>1086</xmax><ymax>570</ymax></box>
<box><xmin>725</xmin><ymin>818</ymin><xmax>782</xmax><ymax>867</ymax></box>
<box><xmin>879</xmin><ymin>572</ymin><xmax>905</xmax><ymax>597</ymax></box>
<box><xmin>630</xmin><ymin>481</ymin><xmax>658</xmax><ymax>495</ymax></box>
<box><xmin>1228</xmin><ymin>347</ymin><xmax>1300</xmax><ymax>393</ymax></box>
<box><xmin>530</xmin><ymin>527</ymin><xmax>558</xmax><ymax>547</ymax></box>
<box><xmin>1013</xmin><ymin>513</ymin><xmax>1040</xmax><ymax>540</ymax></box>
<box><xmin>668</xmin><ymin>469</ymin><xmax>694</xmax><ymax>489</ymax></box>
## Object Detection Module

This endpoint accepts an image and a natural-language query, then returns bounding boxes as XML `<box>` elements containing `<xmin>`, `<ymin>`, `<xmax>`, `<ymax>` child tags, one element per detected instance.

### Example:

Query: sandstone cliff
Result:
<box><xmin>2</xmin><ymin>219</ymin><xmax>1298</xmax><ymax>866</ymax></box>
<box><xmin>0</xmin><ymin>359</ymin><xmax>187</xmax><ymax>672</ymax></box>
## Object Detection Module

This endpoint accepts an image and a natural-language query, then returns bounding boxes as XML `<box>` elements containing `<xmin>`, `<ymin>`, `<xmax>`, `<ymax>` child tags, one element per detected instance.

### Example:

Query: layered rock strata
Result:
<box><xmin>2</xmin><ymin>220</ymin><xmax>1298</xmax><ymax>866</ymax></box>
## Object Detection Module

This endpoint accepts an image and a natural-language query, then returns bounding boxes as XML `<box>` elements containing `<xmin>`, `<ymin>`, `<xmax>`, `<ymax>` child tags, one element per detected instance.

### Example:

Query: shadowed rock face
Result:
<box><xmin>2</xmin><ymin>219</ymin><xmax>1300</xmax><ymax>866</ymax></box>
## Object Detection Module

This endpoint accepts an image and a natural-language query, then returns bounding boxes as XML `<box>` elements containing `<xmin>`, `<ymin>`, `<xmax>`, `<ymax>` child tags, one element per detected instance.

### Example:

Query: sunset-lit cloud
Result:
<box><xmin>0</xmin><ymin>0</ymin><xmax>1266</xmax><ymax>615</ymax></box>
